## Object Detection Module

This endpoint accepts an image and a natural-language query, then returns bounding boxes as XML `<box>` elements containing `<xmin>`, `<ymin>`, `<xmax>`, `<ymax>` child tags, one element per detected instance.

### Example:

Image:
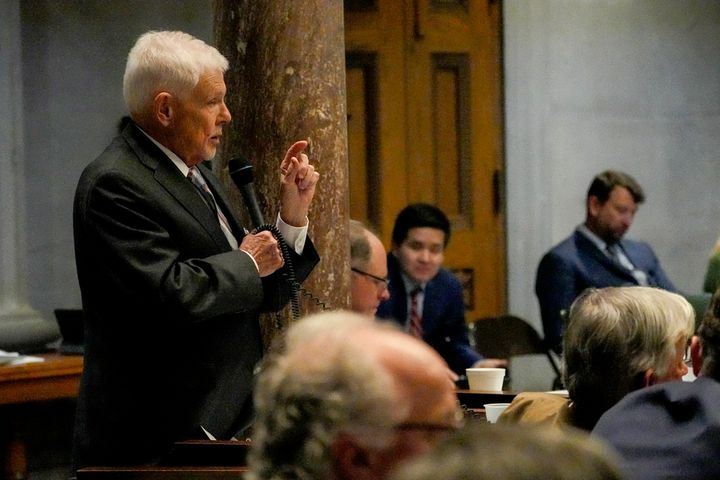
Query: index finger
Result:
<box><xmin>281</xmin><ymin>140</ymin><xmax>308</xmax><ymax>168</ymax></box>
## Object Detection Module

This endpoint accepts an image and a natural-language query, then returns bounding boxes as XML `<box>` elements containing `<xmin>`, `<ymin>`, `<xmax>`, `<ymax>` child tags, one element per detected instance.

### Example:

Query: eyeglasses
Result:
<box><xmin>394</xmin><ymin>408</ymin><xmax>466</xmax><ymax>434</ymax></box>
<box><xmin>351</xmin><ymin>267</ymin><xmax>389</xmax><ymax>289</ymax></box>
<box><xmin>393</xmin><ymin>421</ymin><xmax>461</xmax><ymax>434</ymax></box>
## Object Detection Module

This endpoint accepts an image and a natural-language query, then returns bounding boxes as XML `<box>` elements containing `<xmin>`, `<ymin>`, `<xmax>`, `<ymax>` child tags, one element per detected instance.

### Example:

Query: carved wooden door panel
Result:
<box><xmin>345</xmin><ymin>0</ymin><xmax>506</xmax><ymax>318</ymax></box>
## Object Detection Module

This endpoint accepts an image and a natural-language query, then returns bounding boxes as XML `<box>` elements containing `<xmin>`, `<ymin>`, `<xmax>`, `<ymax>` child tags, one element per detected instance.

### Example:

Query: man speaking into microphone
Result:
<box><xmin>72</xmin><ymin>30</ymin><xmax>319</xmax><ymax>470</ymax></box>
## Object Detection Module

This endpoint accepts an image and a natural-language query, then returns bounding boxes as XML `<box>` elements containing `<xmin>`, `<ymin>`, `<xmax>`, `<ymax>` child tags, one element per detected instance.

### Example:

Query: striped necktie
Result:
<box><xmin>187</xmin><ymin>167</ymin><xmax>238</xmax><ymax>249</ymax></box>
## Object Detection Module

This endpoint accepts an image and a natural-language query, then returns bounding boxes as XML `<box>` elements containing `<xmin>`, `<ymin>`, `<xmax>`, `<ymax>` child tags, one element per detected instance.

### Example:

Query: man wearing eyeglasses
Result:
<box><xmin>377</xmin><ymin>203</ymin><xmax>505</xmax><ymax>377</ymax></box>
<box><xmin>247</xmin><ymin>310</ymin><xmax>462</xmax><ymax>480</ymax></box>
<box><xmin>350</xmin><ymin>220</ymin><xmax>391</xmax><ymax>316</ymax></box>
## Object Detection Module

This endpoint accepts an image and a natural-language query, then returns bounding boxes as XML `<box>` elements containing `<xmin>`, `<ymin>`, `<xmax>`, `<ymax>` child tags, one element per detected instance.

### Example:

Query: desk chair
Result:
<box><xmin>684</xmin><ymin>293</ymin><xmax>712</xmax><ymax>333</ymax></box>
<box><xmin>471</xmin><ymin>315</ymin><xmax>562</xmax><ymax>390</ymax></box>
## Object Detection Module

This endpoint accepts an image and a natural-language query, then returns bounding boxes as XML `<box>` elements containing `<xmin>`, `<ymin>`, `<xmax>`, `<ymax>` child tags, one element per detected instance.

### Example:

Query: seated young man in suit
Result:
<box><xmin>376</xmin><ymin>203</ymin><xmax>504</xmax><ymax>377</ymax></box>
<box><xmin>593</xmin><ymin>287</ymin><xmax>720</xmax><ymax>480</ymax></box>
<box><xmin>536</xmin><ymin>170</ymin><xmax>677</xmax><ymax>353</ymax></box>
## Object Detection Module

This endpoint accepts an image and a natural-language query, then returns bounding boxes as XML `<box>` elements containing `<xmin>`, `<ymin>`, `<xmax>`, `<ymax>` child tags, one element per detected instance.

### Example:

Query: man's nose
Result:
<box><xmin>219</xmin><ymin>102</ymin><xmax>232</xmax><ymax>124</ymax></box>
<box><xmin>623</xmin><ymin>212</ymin><xmax>635</xmax><ymax>227</ymax></box>
<box><xmin>379</xmin><ymin>286</ymin><xmax>390</xmax><ymax>301</ymax></box>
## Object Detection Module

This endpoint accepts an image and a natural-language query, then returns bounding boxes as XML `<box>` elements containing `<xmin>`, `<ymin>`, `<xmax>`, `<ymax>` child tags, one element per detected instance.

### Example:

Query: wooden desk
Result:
<box><xmin>0</xmin><ymin>353</ymin><xmax>83</xmax><ymax>405</ymax></box>
<box><xmin>77</xmin><ymin>465</ymin><xmax>248</xmax><ymax>480</ymax></box>
<box><xmin>77</xmin><ymin>440</ymin><xmax>250</xmax><ymax>480</ymax></box>
<box><xmin>0</xmin><ymin>353</ymin><xmax>83</xmax><ymax>480</ymax></box>
<box><xmin>456</xmin><ymin>389</ymin><xmax>517</xmax><ymax>409</ymax></box>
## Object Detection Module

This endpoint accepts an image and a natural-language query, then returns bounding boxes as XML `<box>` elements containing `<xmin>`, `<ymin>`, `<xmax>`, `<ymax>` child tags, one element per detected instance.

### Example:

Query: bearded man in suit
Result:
<box><xmin>72</xmin><ymin>30</ymin><xmax>319</xmax><ymax>469</ymax></box>
<box><xmin>536</xmin><ymin>170</ymin><xmax>676</xmax><ymax>353</ymax></box>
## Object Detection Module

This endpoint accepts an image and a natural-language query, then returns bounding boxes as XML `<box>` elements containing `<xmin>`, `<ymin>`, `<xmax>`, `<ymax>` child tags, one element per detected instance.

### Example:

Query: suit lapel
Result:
<box><xmin>123</xmin><ymin>125</ymin><xmax>233</xmax><ymax>250</ymax></box>
<box><xmin>387</xmin><ymin>255</ymin><xmax>409</xmax><ymax>326</ymax></box>
<box><xmin>574</xmin><ymin>231</ymin><xmax>636</xmax><ymax>283</ymax></box>
<box><xmin>197</xmin><ymin>163</ymin><xmax>247</xmax><ymax>239</ymax></box>
<box><xmin>618</xmin><ymin>240</ymin><xmax>639</xmax><ymax>268</ymax></box>
<box><xmin>421</xmin><ymin>277</ymin><xmax>440</xmax><ymax>335</ymax></box>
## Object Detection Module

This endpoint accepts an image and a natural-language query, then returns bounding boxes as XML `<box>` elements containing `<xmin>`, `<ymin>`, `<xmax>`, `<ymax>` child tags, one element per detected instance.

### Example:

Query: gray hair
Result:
<box><xmin>349</xmin><ymin>219</ymin><xmax>372</xmax><ymax>269</ymax></box>
<box><xmin>390</xmin><ymin>423</ymin><xmax>623</xmax><ymax>480</ymax></box>
<box><xmin>247</xmin><ymin>310</ymin><xmax>407</xmax><ymax>480</ymax></box>
<box><xmin>123</xmin><ymin>30</ymin><xmax>229</xmax><ymax>119</ymax></box>
<box><xmin>563</xmin><ymin>286</ymin><xmax>694</xmax><ymax>428</ymax></box>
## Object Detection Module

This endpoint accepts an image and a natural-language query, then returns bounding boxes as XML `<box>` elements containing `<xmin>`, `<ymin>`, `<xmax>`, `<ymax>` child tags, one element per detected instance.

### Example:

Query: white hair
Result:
<box><xmin>563</xmin><ymin>286</ymin><xmax>695</xmax><ymax>428</ymax></box>
<box><xmin>123</xmin><ymin>30</ymin><xmax>229</xmax><ymax>118</ymax></box>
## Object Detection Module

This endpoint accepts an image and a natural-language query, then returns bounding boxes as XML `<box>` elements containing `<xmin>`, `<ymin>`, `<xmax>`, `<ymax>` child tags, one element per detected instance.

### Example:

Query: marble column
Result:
<box><xmin>0</xmin><ymin>0</ymin><xmax>59</xmax><ymax>351</ymax></box>
<box><xmin>214</xmin><ymin>1</ymin><xmax>350</xmax><ymax>345</ymax></box>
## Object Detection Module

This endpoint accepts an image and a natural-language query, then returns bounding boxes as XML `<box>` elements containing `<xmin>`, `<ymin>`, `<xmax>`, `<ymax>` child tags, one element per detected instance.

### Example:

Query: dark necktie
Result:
<box><xmin>607</xmin><ymin>243</ymin><xmax>648</xmax><ymax>285</ymax></box>
<box><xmin>606</xmin><ymin>243</ymin><xmax>623</xmax><ymax>264</ymax></box>
<box><xmin>187</xmin><ymin>167</ymin><xmax>238</xmax><ymax>249</ymax></box>
<box><xmin>409</xmin><ymin>287</ymin><xmax>423</xmax><ymax>338</ymax></box>
<box><xmin>188</xmin><ymin>167</ymin><xmax>218</xmax><ymax>213</ymax></box>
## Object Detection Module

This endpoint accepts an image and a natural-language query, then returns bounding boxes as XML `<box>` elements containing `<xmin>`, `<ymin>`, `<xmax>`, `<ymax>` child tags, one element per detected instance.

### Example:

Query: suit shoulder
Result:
<box><xmin>539</xmin><ymin>234</ymin><xmax>579</xmax><ymax>265</ymax></box>
<box><xmin>621</xmin><ymin>238</ymin><xmax>654</xmax><ymax>252</ymax></box>
<box><xmin>431</xmin><ymin>268</ymin><xmax>464</xmax><ymax>293</ymax></box>
<box><xmin>80</xmin><ymin>136</ymin><xmax>140</xmax><ymax>180</ymax></box>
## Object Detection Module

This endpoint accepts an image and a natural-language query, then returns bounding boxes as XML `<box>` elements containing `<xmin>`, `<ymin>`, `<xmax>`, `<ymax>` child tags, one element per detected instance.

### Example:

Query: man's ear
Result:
<box><xmin>690</xmin><ymin>335</ymin><xmax>703</xmax><ymax>377</ymax></box>
<box><xmin>331</xmin><ymin>434</ymin><xmax>375</xmax><ymax>480</ymax></box>
<box><xmin>587</xmin><ymin>195</ymin><xmax>602</xmax><ymax>217</ymax></box>
<box><xmin>154</xmin><ymin>92</ymin><xmax>173</xmax><ymax>126</ymax></box>
<box><xmin>642</xmin><ymin>368</ymin><xmax>656</xmax><ymax>387</ymax></box>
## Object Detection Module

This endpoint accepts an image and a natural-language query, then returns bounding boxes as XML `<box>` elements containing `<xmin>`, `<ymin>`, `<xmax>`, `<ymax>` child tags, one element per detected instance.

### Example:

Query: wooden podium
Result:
<box><xmin>76</xmin><ymin>465</ymin><xmax>248</xmax><ymax>480</ymax></box>
<box><xmin>77</xmin><ymin>441</ymin><xmax>250</xmax><ymax>480</ymax></box>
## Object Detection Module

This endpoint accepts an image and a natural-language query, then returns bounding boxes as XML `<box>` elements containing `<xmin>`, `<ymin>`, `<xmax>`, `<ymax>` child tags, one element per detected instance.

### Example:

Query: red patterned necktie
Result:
<box><xmin>409</xmin><ymin>287</ymin><xmax>423</xmax><ymax>338</ymax></box>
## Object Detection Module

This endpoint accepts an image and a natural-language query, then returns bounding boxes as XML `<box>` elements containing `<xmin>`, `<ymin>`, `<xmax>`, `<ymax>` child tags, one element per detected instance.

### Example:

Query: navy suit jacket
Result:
<box><xmin>376</xmin><ymin>254</ymin><xmax>481</xmax><ymax>375</ymax></box>
<box><xmin>593</xmin><ymin>377</ymin><xmax>720</xmax><ymax>480</ymax></box>
<box><xmin>536</xmin><ymin>230</ymin><xmax>676</xmax><ymax>352</ymax></box>
<box><xmin>72</xmin><ymin>122</ymin><xmax>318</xmax><ymax>468</ymax></box>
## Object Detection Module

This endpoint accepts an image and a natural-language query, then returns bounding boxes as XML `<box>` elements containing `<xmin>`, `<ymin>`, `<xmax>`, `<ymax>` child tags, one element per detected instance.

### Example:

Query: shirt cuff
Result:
<box><xmin>239</xmin><ymin>249</ymin><xmax>260</xmax><ymax>273</ymax></box>
<box><xmin>276</xmin><ymin>213</ymin><xmax>308</xmax><ymax>255</ymax></box>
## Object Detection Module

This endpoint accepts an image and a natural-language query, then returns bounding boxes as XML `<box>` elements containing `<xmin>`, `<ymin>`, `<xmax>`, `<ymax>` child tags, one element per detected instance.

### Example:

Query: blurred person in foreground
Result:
<box><xmin>536</xmin><ymin>170</ymin><xmax>677</xmax><ymax>353</ymax></box>
<box><xmin>390</xmin><ymin>423</ymin><xmax>624</xmax><ymax>480</ymax></box>
<box><xmin>350</xmin><ymin>219</ymin><xmax>390</xmax><ymax>316</ymax></box>
<box><xmin>72</xmin><ymin>31</ymin><xmax>319</xmax><ymax>468</ymax></box>
<box><xmin>593</xmin><ymin>287</ymin><xmax>720</xmax><ymax>480</ymax></box>
<box><xmin>377</xmin><ymin>203</ymin><xmax>505</xmax><ymax>377</ymax></box>
<box><xmin>247</xmin><ymin>310</ymin><xmax>462</xmax><ymax>480</ymax></box>
<box><xmin>500</xmin><ymin>286</ymin><xmax>693</xmax><ymax>431</ymax></box>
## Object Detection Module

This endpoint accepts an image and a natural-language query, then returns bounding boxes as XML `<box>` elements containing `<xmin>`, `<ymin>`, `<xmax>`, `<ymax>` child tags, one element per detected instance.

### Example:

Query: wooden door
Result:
<box><xmin>345</xmin><ymin>0</ymin><xmax>506</xmax><ymax>319</ymax></box>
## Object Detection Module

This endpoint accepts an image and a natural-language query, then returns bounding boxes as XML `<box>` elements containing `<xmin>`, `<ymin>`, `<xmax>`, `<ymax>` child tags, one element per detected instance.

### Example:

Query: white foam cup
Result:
<box><xmin>465</xmin><ymin>367</ymin><xmax>505</xmax><ymax>391</ymax></box>
<box><xmin>484</xmin><ymin>403</ymin><xmax>511</xmax><ymax>423</ymax></box>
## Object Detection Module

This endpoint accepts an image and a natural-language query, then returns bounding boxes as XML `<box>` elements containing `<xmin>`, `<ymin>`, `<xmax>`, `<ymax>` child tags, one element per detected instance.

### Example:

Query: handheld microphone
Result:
<box><xmin>228</xmin><ymin>156</ymin><xmax>265</xmax><ymax>229</ymax></box>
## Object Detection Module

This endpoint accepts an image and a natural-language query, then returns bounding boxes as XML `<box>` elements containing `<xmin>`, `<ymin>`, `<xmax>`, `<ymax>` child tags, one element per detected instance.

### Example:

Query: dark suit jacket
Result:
<box><xmin>72</xmin><ymin>123</ymin><xmax>318</xmax><ymax>468</ymax></box>
<box><xmin>593</xmin><ymin>376</ymin><xmax>720</xmax><ymax>480</ymax></box>
<box><xmin>376</xmin><ymin>254</ymin><xmax>481</xmax><ymax>375</ymax></box>
<box><xmin>536</xmin><ymin>230</ymin><xmax>676</xmax><ymax>352</ymax></box>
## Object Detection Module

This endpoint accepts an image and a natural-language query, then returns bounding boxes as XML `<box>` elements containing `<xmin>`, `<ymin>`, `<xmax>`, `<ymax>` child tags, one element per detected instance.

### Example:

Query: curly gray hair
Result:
<box><xmin>247</xmin><ymin>311</ymin><xmax>409</xmax><ymax>480</ymax></box>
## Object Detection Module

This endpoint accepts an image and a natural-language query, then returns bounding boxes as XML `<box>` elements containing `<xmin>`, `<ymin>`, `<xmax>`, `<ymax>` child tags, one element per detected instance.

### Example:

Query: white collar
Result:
<box><xmin>137</xmin><ymin>127</ymin><xmax>191</xmax><ymax>177</ymax></box>
<box><xmin>577</xmin><ymin>224</ymin><xmax>611</xmax><ymax>252</ymax></box>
